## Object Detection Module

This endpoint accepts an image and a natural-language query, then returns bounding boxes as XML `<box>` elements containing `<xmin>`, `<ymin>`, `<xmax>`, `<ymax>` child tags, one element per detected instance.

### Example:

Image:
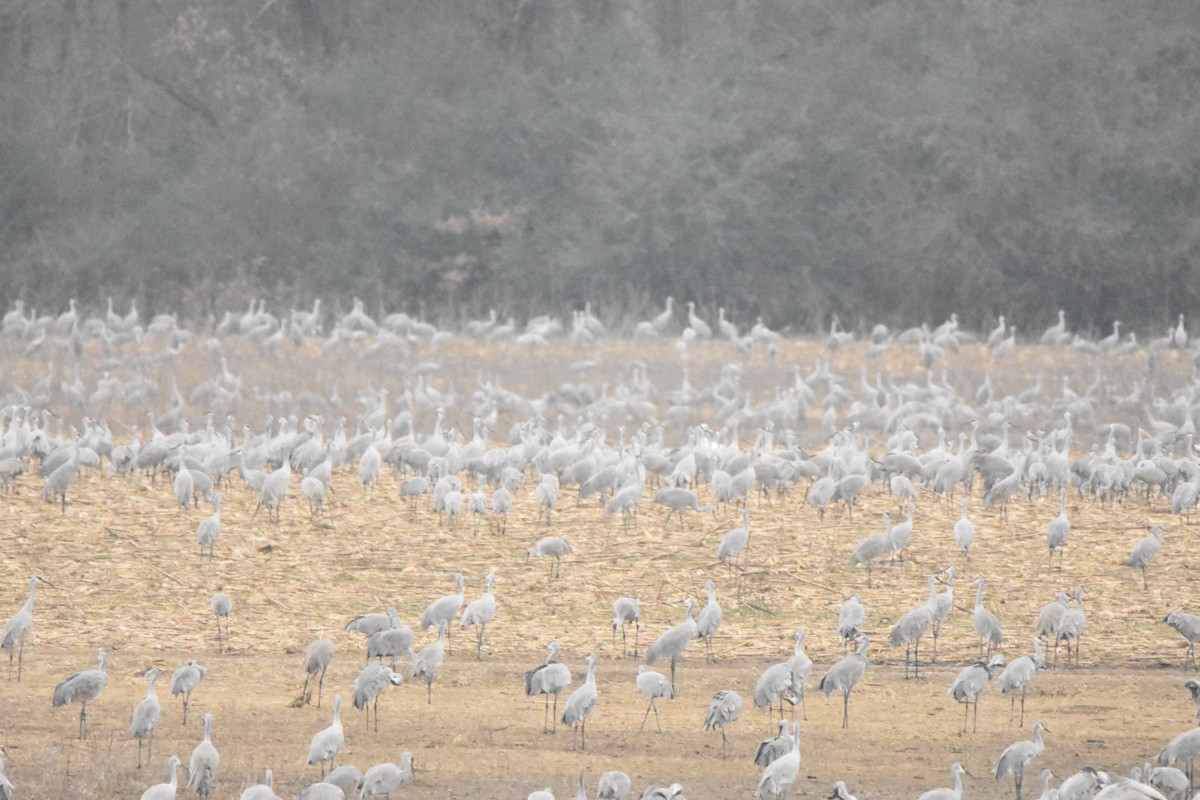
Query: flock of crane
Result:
<box><xmin>1</xmin><ymin>298</ymin><xmax>1200</xmax><ymax>799</ymax></box>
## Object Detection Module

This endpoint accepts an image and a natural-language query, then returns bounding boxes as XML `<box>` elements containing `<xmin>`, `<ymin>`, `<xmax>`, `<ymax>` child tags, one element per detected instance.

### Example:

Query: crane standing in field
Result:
<box><xmin>948</xmin><ymin>655</ymin><xmax>1005</xmax><ymax>733</ymax></box>
<box><xmin>130</xmin><ymin>667</ymin><xmax>163</xmax><ymax>768</ymax></box>
<box><xmin>187</xmin><ymin>712</ymin><xmax>219</xmax><ymax>798</ymax></box>
<box><xmin>411</xmin><ymin>621</ymin><xmax>447</xmax><ymax>704</ymax></box>
<box><xmin>307</xmin><ymin>695</ymin><xmax>344</xmax><ymax>778</ymax></box>
<box><xmin>703</xmin><ymin>689</ymin><xmax>743</xmax><ymax>757</ymax></box>
<box><xmin>170</xmin><ymin>660</ymin><xmax>207</xmax><ymax>725</ymax></box>
<box><xmin>819</xmin><ymin>634</ymin><xmax>869</xmax><ymax>729</ymax></box>
<box><xmin>2</xmin><ymin>575</ymin><xmax>53</xmax><ymax>681</ymax></box>
<box><xmin>352</xmin><ymin>662</ymin><xmax>405</xmax><ymax>732</ymax></box>
<box><xmin>525</xmin><ymin>642</ymin><xmax>572</xmax><ymax>734</ymax></box>
<box><xmin>1163</xmin><ymin>611</ymin><xmax>1200</xmax><ymax>670</ymax></box>
<box><xmin>210</xmin><ymin>593</ymin><xmax>232</xmax><ymax>653</ymax></box>
<box><xmin>611</xmin><ymin>596</ymin><xmax>641</xmax><ymax>658</ymax></box>
<box><xmin>973</xmin><ymin>577</ymin><xmax>1004</xmax><ymax>659</ymax></box>
<box><xmin>139</xmin><ymin>755</ymin><xmax>181</xmax><ymax>800</ymax></box>
<box><xmin>997</xmin><ymin>638</ymin><xmax>1046</xmax><ymax>727</ymax></box>
<box><xmin>636</xmin><ymin>665</ymin><xmax>673</xmax><ymax>733</ymax></box>
<box><xmin>995</xmin><ymin>720</ymin><xmax>1049</xmax><ymax>800</ymax></box>
<box><xmin>697</xmin><ymin>580</ymin><xmax>723</xmax><ymax>663</ymax></box>
<box><xmin>562</xmin><ymin>653</ymin><xmax>599</xmax><ymax>750</ymax></box>
<box><xmin>421</xmin><ymin>573</ymin><xmax>464</xmax><ymax>656</ymax></box>
<box><xmin>646</xmin><ymin>598</ymin><xmax>699</xmax><ymax>695</ymax></box>
<box><xmin>460</xmin><ymin>572</ymin><xmax>497</xmax><ymax>660</ymax></box>
<box><xmin>1128</xmin><ymin>526</ymin><xmax>1164</xmax><ymax>589</ymax></box>
<box><xmin>53</xmin><ymin>650</ymin><xmax>109</xmax><ymax>739</ymax></box>
<box><xmin>303</xmin><ymin>638</ymin><xmax>335</xmax><ymax>707</ymax></box>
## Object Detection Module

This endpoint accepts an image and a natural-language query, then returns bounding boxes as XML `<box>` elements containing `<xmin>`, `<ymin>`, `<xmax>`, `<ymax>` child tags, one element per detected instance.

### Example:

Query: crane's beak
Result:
<box><xmin>36</xmin><ymin>577</ymin><xmax>57</xmax><ymax>589</ymax></box>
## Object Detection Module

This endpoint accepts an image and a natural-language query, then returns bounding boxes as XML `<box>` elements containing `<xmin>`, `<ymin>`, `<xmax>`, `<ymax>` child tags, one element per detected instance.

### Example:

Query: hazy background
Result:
<box><xmin>0</xmin><ymin>0</ymin><xmax>1196</xmax><ymax>332</ymax></box>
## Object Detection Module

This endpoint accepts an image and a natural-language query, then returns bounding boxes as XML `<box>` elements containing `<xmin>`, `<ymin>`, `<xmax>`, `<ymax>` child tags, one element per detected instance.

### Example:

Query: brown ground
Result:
<box><xmin>0</xmin><ymin>336</ymin><xmax>1197</xmax><ymax>799</ymax></box>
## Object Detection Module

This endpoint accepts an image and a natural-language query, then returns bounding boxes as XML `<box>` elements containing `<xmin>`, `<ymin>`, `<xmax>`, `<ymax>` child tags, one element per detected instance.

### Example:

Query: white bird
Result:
<box><xmin>187</xmin><ymin>712</ymin><xmax>220</xmax><ymax>798</ymax></box>
<box><xmin>948</xmin><ymin>655</ymin><xmax>1004</xmax><ymax>733</ymax></box>
<box><xmin>53</xmin><ymin>649</ymin><xmax>109</xmax><ymax>738</ymax></box>
<box><xmin>307</xmin><ymin>695</ymin><xmax>344</xmax><ymax>778</ymax></box>
<box><xmin>994</xmin><ymin>720</ymin><xmax>1049</xmax><ymax>800</ymax></box>
<box><xmin>2</xmin><ymin>575</ymin><xmax>52</xmax><ymax>681</ymax></box>
<box><xmin>1046</xmin><ymin>490</ymin><xmax>1070</xmax><ymax>567</ymax></box>
<box><xmin>953</xmin><ymin>499</ymin><xmax>975</xmax><ymax>559</ymax></box>
<box><xmin>836</xmin><ymin>595</ymin><xmax>865</xmax><ymax>647</ymax></box>
<box><xmin>754</xmin><ymin>662</ymin><xmax>797</xmax><ymax>720</ymax></box>
<box><xmin>755</xmin><ymin>720</ymin><xmax>800</xmax><ymax>800</ymax></box>
<box><xmin>640</xmin><ymin>784</ymin><xmax>684</xmax><ymax>799</ymax></box>
<box><xmin>754</xmin><ymin>719</ymin><xmax>792</xmax><ymax>768</ymax></box>
<box><xmin>324</xmin><ymin>765</ymin><xmax>363</xmax><ymax>797</ymax></box>
<box><xmin>170</xmin><ymin>659</ymin><xmax>207</xmax><ymax>725</ymax></box>
<box><xmin>973</xmin><ymin>577</ymin><xmax>1004</xmax><ymax>658</ymax></box>
<box><xmin>561</xmin><ymin>653</ymin><xmax>599</xmax><ymax>750</ymax></box>
<box><xmin>139</xmin><ymin>755</ymin><xmax>182</xmax><ymax>800</ymax></box>
<box><xmin>420</xmin><ymin>572</ymin><xmax>464</xmax><ymax>656</ymax></box>
<box><xmin>829</xmin><ymin>780</ymin><xmax>859</xmax><ymax>800</ymax></box>
<box><xmin>636</xmin><ymin>665</ymin><xmax>674</xmax><ymax>733</ymax></box>
<box><xmin>460</xmin><ymin>572</ymin><xmax>497</xmax><ymax>660</ymax></box>
<box><xmin>360</xmin><ymin>752</ymin><xmax>414</xmax><ymax>799</ymax></box>
<box><xmin>524</xmin><ymin>641</ymin><xmax>572</xmax><ymax>734</ymax></box>
<box><xmin>131</xmin><ymin>667</ymin><xmax>164</xmax><ymax>768</ymax></box>
<box><xmin>717</xmin><ymin>508</ymin><xmax>751</xmax><ymax>568</ymax></box>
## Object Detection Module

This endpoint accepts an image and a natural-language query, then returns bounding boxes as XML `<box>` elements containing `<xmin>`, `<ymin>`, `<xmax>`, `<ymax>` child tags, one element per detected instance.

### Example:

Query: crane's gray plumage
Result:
<box><xmin>612</xmin><ymin>596</ymin><xmax>641</xmax><ymax>658</ymax></box>
<box><xmin>366</xmin><ymin>608</ymin><xmax>414</xmax><ymax>668</ymax></box>
<box><xmin>304</xmin><ymin>638</ymin><xmax>335</xmax><ymax>707</ymax></box>
<box><xmin>238</xmin><ymin>768</ymin><xmax>274</xmax><ymax>800</ymax></box>
<box><xmin>995</xmin><ymin>720</ymin><xmax>1049</xmax><ymax>800</ymax></box>
<box><xmin>954</xmin><ymin>499</ymin><xmax>975</xmax><ymax>559</ymax></box>
<box><xmin>1143</xmin><ymin>760</ymin><xmax>1187</xmax><ymax>800</ymax></box>
<box><xmin>997</xmin><ymin>638</ymin><xmax>1045</xmax><ymax>727</ymax></box>
<box><xmin>717</xmin><ymin>508</ymin><xmax>751</xmax><ymax>567</ymax></box>
<box><xmin>170</xmin><ymin>659</ymin><xmax>207</xmax><ymax>725</ymax></box>
<box><xmin>562</xmin><ymin>653</ymin><xmax>599</xmax><ymax>750</ymax></box>
<box><xmin>829</xmin><ymin>780</ymin><xmax>859</xmax><ymax>800</ymax></box>
<box><xmin>307</xmin><ymin>695</ymin><xmax>344</xmax><ymax>778</ymax></box>
<box><xmin>1158</xmin><ymin>727</ymin><xmax>1200</xmax><ymax>795</ymax></box>
<box><xmin>917</xmin><ymin>762</ymin><xmax>966</xmax><ymax>800</ymax></box>
<box><xmin>786</xmin><ymin>627</ymin><xmax>812</xmax><ymax>720</ymax></box>
<box><xmin>1046</xmin><ymin>490</ymin><xmax>1070</xmax><ymax>567</ymax></box>
<box><xmin>420</xmin><ymin>573</ymin><xmax>464</xmax><ymax>656</ymax></box>
<box><xmin>837</xmin><ymin>595</ymin><xmax>865</xmax><ymax>646</ymax></box>
<box><xmin>346</xmin><ymin>610</ymin><xmax>392</xmax><ymax>638</ymax></box>
<box><xmin>754</xmin><ymin>663</ymin><xmax>797</xmax><ymax>719</ymax></box>
<box><xmin>818</xmin><ymin>634</ymin><xmax>868</xmax><ymax>729</ymax></box>
<box><xmin>410</xmin><ymin>621</ymin><xmax>447</xmax><ymax>704</ymax></box>
<box><xmin>948</xmin><ymin>655</ymin><xmax>1004</xmax><ymax>733</ymax></box>
<box><xmin>360</xmin><ymin>752</ymin><xmax>414</xmax><ymax>799</ymax></box>
<box><xmin>890</xmin><ymin>576</ymin><xmax>937</xmax><ymax>679</ymax></box>
<box><xmin>973</xmin><ymin>577</ymin><xmax>1004</xmax><ymax>658</ymax></box>
<box><xmin>597</xmin><ymin>770</ymin><xmax>632</xmax><ymax>800</ymax></box>
<box><xmin>526</xmin><ymin>537</ymin><xmax>574</xmax><ymax>578</ymax></box>
<box><xmin>754</xmin><ymin>719</ymin><xmax>792</xmax><ymax>768</ymax></box>
<box><xmin>53</xmin><ymin>649</ymin><xmax>109</xmax><ymax>738</ymax></box>
<box><xmin>636</xmin><ymin>664</ymin><xmax>673</xmax><ymax>733</ymax></box>
<box><xmin>1185</xmin><ymin>679</ymin><xmax>1200</xmax><ymax>724</ymax></box>
<box><xmin>139</xmin><ymin>754</ymin><xmax>181</xmax><ymax>800</ymax></box>
<box><xmin>2</xmin><ymin>575</ymin><xmax>51</xmax><ymax>681</ymax></box>
<box><xmin>849</xmin><ymin>514</ymin><xmax>891</xmax><ymax>586</ymax></box>
<box><xmin>195</xmin><ymin>493</ymin><xmax>221</xmax><ymax>557</ymax></box>
<box><xmin>187</xmin><ymin>712</ymin><xmax>219</xmax><ymax>798</ymax></box>
<box><xmin>1163</xmin><ymin>612</ymin><xmax>1200</xmax><ymax>671</ymax></box>
<box><xmin>298</xmin><ymin>782</ymin><xmax>344</xmax><ymax>800</ymax></box>
<box><xmin>697</xmin><ymin>580</ymin><xmax>722</xmax><ymax>663</ymax></box>
<box><xmin>460</xmin><ymin>571</ymin><xmax>497</xmax><ymax>660</ymax></box>
<box><xmin>323</xmin><ymin>765</ymin><xmax>363</xmax><ymax>798</ymax></box>
<box><xmin>755</xmin><ymin>720</ymin><xmax>799</xmax><ymax>800</ymax></box>
<box><xmin>1056</xmin><ymin>587</ymin><xmax>1087</xmax><ymax>667</ymax></box>
<box><xmin>646</xmin><ymin>598</ymin><xmax>698</xmax><ymax>695</ymax></box>
<box><xmin>131</xmin><ymin>667</ymin><xmax>163</xmax><ymax>768</ymax></box>
<box><xmin>210</xmin><ymin>593</ymin><xmax>232</xmax><ymax>653</ymax></box>
<box><xmin>703</xmin><ymin>689</ymin><xmax>743</xmax><ymax>757</ymax></box>
<box><xmin>352</xmin><ymin>662</ymin><xmax>404</xmax><ymax>732</ymax></box>
<box><xmin>1058</xmin><ymin>767</ymin><xmax>1109</xmax><ymax>800</ymax></box>
<box><xmin>524</xmin><ymin>641</ymin><xmax>572</xmax><ymax>734</ymax></box>
<box><xmin>640</xmin><ymin>783</ymin><xmax>684</xmax><ymax>799</ymax></box>
<box><xmin>1128</xmin><ymin>526</ymin><xmax>1163</xmax><ymax>589</ymax></box>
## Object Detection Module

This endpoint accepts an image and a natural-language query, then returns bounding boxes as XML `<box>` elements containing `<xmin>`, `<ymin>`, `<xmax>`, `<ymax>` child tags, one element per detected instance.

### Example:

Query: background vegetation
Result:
<box><xmin>0</xmin><ymin>0</ymin><xmax>1196</xmax><ymax>331</ymax></box>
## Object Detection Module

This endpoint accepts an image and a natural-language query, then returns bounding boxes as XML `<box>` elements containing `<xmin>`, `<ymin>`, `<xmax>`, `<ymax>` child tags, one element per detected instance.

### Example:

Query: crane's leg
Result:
<box><xmin>318</xmin><ymin>665</ymin><xmax>326</xmax><ymax>707</ymax></box>
<box><xmin>640</xmin><ymin>699</ymin><xmax>653</xmax><ymax>732</ymax></box>
<box><xmin>670</xmin><ymin>657</ymin><xmax>678</xmax><ymax>695</ymax></box>
<box><xmin>962</xmin><ymin>700</ymin><xmax>968</xmax><ymax>734</ymax></box>
<box><xmin>1019</xmin><ymin>685</ymin><xmax>1026</xmax><ymax>727</ymax></box>
<box><xmin>932</xmin><ymin>622</ymin><xmax>940</xmax><ymax>663</ymax></box>
<box><xmin>426</xmin><ymin>676</ymin><xmax>433</xmax><ymax>704</ymax></box>
<box><xmin>148</xmin><ymin>731</ymin><xmax>153</xmax><ymax>764</ymax></box>
<box><xmin>374</xmin><ymin>696</ymin><xmax>380</xmax><ymax>732</ymax></box>
<box><xmin>446</xmin><ymin>627</ymin><xmax>452</xmax><ymax>656</ymax></box>
<box><xmin>634</xmin><ymin>621</ymin><xmax>640</xmax><ymax>659</ymax></box>
<box><xmin>842</xmin><ymin>689</ymin><xmax>850</xmax><ymax>729</ymax></box>
<box><xmin>581</xmin><ymin>718</ymin><xmax>587</xmax><ymax>751</ymax></box>
<box><xmin>16</xmin><ymin>640</ymin><xmax>23</xmax><ymax>682</ymax></box>
<box><xmin>552</xmin><ymin>694</ymin><xmax>559</xmax><ymax>733</ymax></box>
<box><xmin>866</xmin><ymin>562</ymin><xmax>873</xmax><ymax>589</ymax></box>
<box><xmin>183</xmin><ymin>693</ymin><xmax>190</xmax><ymax>725</ymax></box>
<box><xmin>915</xmin><ymin>639</ymin><xmax>921</xmax><ymax>679</ymax></box>
<box><xmin>800</xmin><ymin>687</ymin><xmax>807</xmax><ymax>721</ymax></box>
<box><xmin>543</xmin><ymin>694</ymin><xmax>550</xmax><ymax>734</ymax></box>
<box><xmin>1009</xmin><ymin>692</ymin><xmax>1015</xmax><ymax>725</ymax></box>
<box><xmin>137</xmin><ymin>736</ymin><xmax>143</xmax><ymax>768</ymax></box>
<box><xmin>1143</xmin><ymin>565</ymin><xmax>1149</xmax><ymax>590</ymax></box>
<box><xmin>973</xmin><ymin>694</ymin><xmax>979</xmax><ymax>733</ymax></box>
<box><xmin>652</xmin><ymin>698</ymin><xmax>662</xmax><ymax>733</ymax></box>
<box><xmin>79</xmin><ymin>701</ymin><xmax>87</xmax><ymax>739</ymax></box>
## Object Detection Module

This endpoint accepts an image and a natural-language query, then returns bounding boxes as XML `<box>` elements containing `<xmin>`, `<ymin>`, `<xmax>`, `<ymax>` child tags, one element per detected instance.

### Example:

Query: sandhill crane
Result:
<box><xmin>195</xmin><ymin>494</ymin><xmax>221</xmax><ymax>558</ymax></box>
<box><xmin>1046</xmin><ymin>490</ymin><xmax>1070</xmax><ymax>567</ymax></box>
<box><xmin>718</xmin><ymin>508</ymin><xmax>751</xmax><ymax>569</ymax></box>
<box><xmin>931</xmin><ymin>568</ymin><xmax>956</xmax><ymax>662</ymax></box>
<box><xmin>850</xmin><ymin>514</ymin><xmax>891</xmax><ymax>587</ymax></box>
<box><xmin>366</xmin><ymin>608</ymin><xmax>414</xmax><ymax>669</ymax></box>
<box><xmin>1143</xmin><ymin>760</ymin><xmax>1188</xmax><ymax>800</ymax></box>
<box><xmin>490</xmin><ymin>486</ymin><xmax>513</xmax><ymax>535</ymax></box>
<box><xmin>303</xmin><ymin>638</ymin><xmax>335</xmax><ymax>707</ymax></box>
<box><xmin>973</xmin><ymin>577</ymin><xmax>1004</xmax><ymax>658</ymax></box>
<box><xmin>755</xmin><ymin>720</ymin><xmax>799</xmax><ymax>799</ymax></box>
<box><xmin>360</xmin><ymin>752</ymin><xmax>414</xmax><ymax>798</ymax></box>
<box><xmin>410</xmin><ymin>621</ymin><xmax>447</xmax><ymax>704</ymax></box>
<box><xmin>255</xmin><ymin>459</ymin><xmax>291</xmax><ymax>522</ymax></box>
<box><xmin>460</xmin><ymin>572</ymin><xmax>497</xmax><ymax>660</ymax></box>
<box><xmin>239</xmin><ymin>768</ymin><xmax>275</xmax><ymax>800</ymax></box>
<box><xmin>651</xmin><ymin>487</ymin><xmax>712</xmax><ymax>529</ymax></box>
<box><xmin>187</xmin><ymin>712</ymin><xmax>219</xmax><ymax>798</ymax></box>
<box><xmin>954</xmin><ymin>500</ymin><xmax>975</xmax><ymax>560</ymax></box>
<box><xmin>640</xmin><ymin>783</ymin><xmax>685</xmax><ymax>799</ymax></box>
<box><xmin>297</xmin><ymin>782</ymin><xmax>343</xmax><ymax>800</ymax></box>
<box><xmin>890</xmin><ymin>577</ymin><xmax>937</xmax><ymax>679</ymax></box>
<box><xmin>1158</xmin><ymin>727</ymin><xmax>1200</xmax><ymax>796</ymax></box>
<box><xmin>1129</xmin><ymin>526</ymin><xmax>1164</xmax><ymax>589</ymax></box>
<box><xmin>888</xmin><ymin>502</ymin><xmax>915</xmax><ymax>562</ymax></box>
<box><xmin>1057</xmin><ymin>768</ymin><xmax>1108</xmax><ymax>800</ymax></box>
<box><xmin>524</xmin><ymin>641</ymin><xmax>572</xmax><ymax>733</ymax></box>
<box><xmin>637</xmin><ymin>665</ymin><xmax>673</xmax><ymax>733</ymax></box>
<box><xmin>421</xmin><ymin>573</ymin><xmax>464</xmax><ymax>655</ymax></box>
<box><xmin>754</xmin><ymin>661</ymin><xmax>797</xmax><ymax>722</ymax></box>
<box><xmin>786</xmin><ymin>628</ymin><xmax>812</xmax><ymax>720</ymax></box>
<box><xmin>1056</xmin><ymin>587</ymin><xmax>1086</xmax><ymax>667</ymax></box>
<box><xmin>526</xmin><ymin>537</ymin><xmax>574</xmax><ymax>578</ymax></box>
<box><xmin>1163</xmin><ymin>612</ymin><xmax>1200</xmax><ymax>670</ymax></box>
<box><xmin>139</xmin><ymin>755</ymin><xmax>181</xmax><ymax>800</ymax></box>
<box><xmin>1184</xmin><ymin>679</ymin><xmax>1200</xmax><ymax>724</ymax></box>
<box><xmin>754</xmin><ymin>719</ymin><xmax>791</xmax><ymax>767</ymax></box>
<box><xmin>995</xmin><ymin>720</ymin><xmax>1049</xmax><ymax>800</ymax></box>
<box><xmin>819</xmin><ymin>634</ymin><xmax>869</xmax><ymax>729</ymax></box>
<box><xmin>352</xmin><ymin>663</ymin><xmax>404</xmax><ymax>732</ymax></box>
<box><xmin>210</xmin><ymin>593</ymin><xmax>232</xmax><ymax>653</ymax></box>
<box><xmin>998</xmin><ymin>638</ymin><xmax>1045</xmax><ymax>727</ymax></box>
<box><xmin>597</xmin><ymin>770</ymin><xmax>632</xmax><ymax>799</ymax></box>
<box><xmin>646</xmin><ymin>598</ymin><xmax>698</xmax><ymax>695</ymax></box>
<box><xmin>837</xmin><ymin>595</ymin><xmax>865</xmax><ymax>649</ymax></box>
<box><xmin>697</xmin><ymin>581</ymin><xmax>722</xmax><ymax>663</ymax></box>
<box><xmin>612</xmin><ymin>597</ymin><xmax>641</xmax><ymax>658</ymax></box>
<box><xmin>829</xmin><ymin>780</ymin><xmax>859</xmax><ymax>800</ymax></box>
<box><xmin>2</xmin><ymin>575</ymin><xmax>53</xmax><ymax>681</ymax></box>
<box><xmin>307</xmin><ymin>695</ymin><xmax>344</xmax><ymax>778</ymax></box>
<box><xmin>562</xmin><ymin>653</ymin><xmax>599</xmax><ymax>750</ymax></box>
<box><xmin>1036</xmin><ymin>592</ymin><xmax>1070</xmax><ymax>663</ymax></box>
<box><xmin>918</xmin><ymin>762</ymin><xmax>966</xmax><ymax>800</ymax></box>
<box><xmin>131</xmin><ymin>667</ymin><xmax>164</xmax><ymax>768</ymax></box>
<box><xmin>170</xmin><ymin>660</ymin><xmax>207</xmax><ymax>725</ymax></box>
<box><xmin>53</xmin><ymin>649</ymin><xmax>109</xmax><ymax>738</ymax></box>
<box><xmin>324</xmin><ymin>765</ymin><xmax>362</xmax><ymax>797</ymax></box>
<box><xmin>0</xmin><ymin>747</ymin><xmax>12</xmax><ymax>800</ymax></box>
<box><xmin>948</xmin><ymin>655</ymin><xmax>1004</xmax><ymax>733</ymax></box>
<box><xmin>703</xmin><ymin>689</ymin><xmax>743</xmax><ymax>757</ymax></box>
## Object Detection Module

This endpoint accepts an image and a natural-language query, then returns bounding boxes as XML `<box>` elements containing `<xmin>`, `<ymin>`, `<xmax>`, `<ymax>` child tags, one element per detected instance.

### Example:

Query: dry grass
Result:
<box><xmin>0</xmin><ymin>336</ymin><xmax>1197</xmax><ymax>799</ymax></box>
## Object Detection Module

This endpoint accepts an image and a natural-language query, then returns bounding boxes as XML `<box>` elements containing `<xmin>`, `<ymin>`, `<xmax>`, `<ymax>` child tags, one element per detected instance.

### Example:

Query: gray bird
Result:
<box><xmin>526</xmin><ymin>537</ymin><xmax>575</xmax><ymax>578</ymax></box>
<box><xmin>0</xmin><ymin>746</ymin><xmax>13</xmax><ymax>800</ymax></box>
<box><xmin>2</xmin><ymin>576</ymin><xmax>53</xmax><ymax>682</ymax></box>
<box><xmin>754</xmin><ymin>719</ymin><xmax>792</xmax><ymax>768</ymax></box>
<box><xmin>53</xmin><ymin>649</ymin><xmax>109</xmax><ymax>738</ymax></box>
<box><xmin>187</xmin><ymin>712</ymin><xmax>219</xmax><ymax>798</ymax></box>
<box><xmin>948</xmin><ymin>655</ymin><xmax>1005</xmax><ymax>733</ymax></box>
<box><xmin>1036</xmin><ymin>592</ymin><xmax>1070</xmax><ymax>664</ymax></box>
<box><xmin>298</xmin><ymin>783</ymin><xmax>344</xmax><ymax>800</ymax></box>
<box><xmin>307</xmin><ymin>695</ymin><xmax>344</xmax><ymax>778</ymax></box>
<box><xmin>346</xmin><ymin>610</ymin><xmax>393</xmax><ymax>638</ymax></box>
<box><xmin>994</xmin><ymin>720</ymin><xmax>1049</xmax><ymax>800</ymax></box>
<box><xmin>646</xmin><ymin>598</ymin><xmax>699</xmax><ymax>695</ymax></box>
<box><xmin>195</xmin><ymin>494</ymin><xmax>222</xmax><ymax>558</ymax></box>
<box><xmin>460</xmin><ymin>572</ymin><xmax>497</xmax><ymax>661</ymax></box>
<box><xmin>849</xmin><ymin>514</ymin><xmax>891</xmax><ymax>587</ymax></box>
<box><xmin>717</xmin><ymin>508</ymin><xmax>751</xmax><ymax>568</ymax></box>
<box><xmin>139</xmin><ymin>754</ymin><xmax>181</xmax><ymax>800</ymax></box>
<box><xmin>818</xmin><ymin>634</ymin><xmax>868</xmax><ymax>729</ymax></box>
<box><xmin>210</xmin><ymin>593</ymin><xmax>232</xmax><ymax>653</ymax></box>
<box><xmin>1185</xmin><ymin>679</ymin><xmax>1200</xmax><ymax>725</ymax></box>
<box><xmin>1056</xmin><ymin>587</ymin><xmax>1087</xmax><ymax>668</ymax></box>
<box><xmin>1057</xmin><ymin>767</ymin><xmax>1109</xmax><ymax>800</ymax></box>
<box><xmin>170</xmin><ymin>660</ymin><xmax>207</xmax><ymax>725</ymax></box>
<box><xmin>303</xmin><ymin>638</ymin><xmax>335</xmax><ymax>707</ymax></box>
<box><xmin>828</xmin><ymin>781</ymin><xmax>859</xmax><ymax>800</ymax></box>
<box><xmin>697</xmin><ymin>581</ymin><xmax>722</xmax><ymax>663</ymax></box>
<box><xmin>1046</xmin><ymin>490</ymin><xmax>1070</xmax><ymax>567</ymax></box>
<box><xmin>973</xmin><ymin>577</ymin><xmax>1004</xmax><ymax>659</ymax></box>
<box><xmin>703</xmin><ymin>689</ymin><xmax>743</xmax><ymax>757</ymax></box>
<box><xmin>131</xmin><ymin>667</ymin><xmax>164</xmax><ymax>768</ymax></box>
<box><xmin>1158</xmin><ymin>727</ymin><xmax>1200</xmax><ymax>797</ymax></box>
<box><xmin>410</xmin><ymin>621</ymin><xmax>447</xmax><ymax>704</ymax></box>
<box><xmin>786</xmin><ymin>628</ymin><xmax>812</xmax><ymax>720</ymax></box>
<box><xmin>366</xmin><ymin>608</ymin><xmax>414</xmax><ymax>669</ymax></box>
<box><xmin>755</xmin><ymin>720</ymin><xmax>799</xmax><ymax>800</ymax></box>
<box><xmin>1129</xmin><ymin>526</ymin><xmax>1164</xmax><ymax>589</ymax></box>
<box><xmin>836</xmin><ymin>595</ymin><xmax>865</xmax><ymax>648</ymax></box>
<box><xmin>1143</xmin><ymin>760</ymin><xmax>1187</xmax><ymax>800</ymax></box>
<box><xmin>324</xmin><ymin>765</ymin><xmax>363</xmax><ymax>797</ymax></box>
<box><xmin>524</xmin><ymin>641</ymin><xmax>572</xmax><ymax>734</ymax></box>
<box><xmin>612</xmin><ymin>597</ymin><xmax>641</xmax><ymax>658</ymax></box>
<box><xmin>754</xmin><ymin>663</ymin><xmax>797</xmax><ymax>720</ymax></box>
<box><xmin>239</xmin><ymin>768</ymin><xmax>275</xmax><ymax>800</ymax></box>
<box><xmin>360</xmin><ymin>752</ymin><xmax>414</xmax><ymax>799</ymax></box>
<box><xmin>640</xmin><ymin>783</ymin><xmax>685</xmax><ymax>799</ymax></box>
<box><xmin>931</xmin><ymin>568</ymin><xmax>957</xmax><ymax>662</ymax></box>
<box><xmin>352</xmin><ymin>663</ymin><xmax>405</xmax><ymax>732</ymax></box>
<box><xmin>562</xmin><ymin>653</ymin><xmax>599</xmax><ymax>750</ymax></box>
<box><xmin>636</xmin><ymin>665</ymin><xmax>673</xmax><ymax>733</ymax></box>
<box><xmin>1163</xmin><ymin>612</ymin><xmax>1200</xmax><ymax>670</ymax></box>
<box><xmin>917</xmin><ymin>762</ymin><xmax>966</xmax><ymax>800</ymax></box>
<box><xmin>420</xmin><ymin>573</ymin><xmax>464</xmax><ymax>656</ymax></box>
<box><xmin>890</xmin><ymin>577</ymin><xmax>937</xmax><ymax>679</ymax></box>
<box><xmin>597</xmin><ymin>770</ymin><xmax>632</xmax><ymax>800</ymax></box>
<box><xmin>954</xmin><ymin>500</ymin><xmax>975</xmax><ymax>560</ymax></box>
<box><xmin>651</xmin><ymin>487</ymin><xmax>713</xmax><ymax>529</ymax></box>
<box><xmin>997</xmin><ymin>638</ymin><xmax>1046</xmax><ymax>727</ymax></box>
